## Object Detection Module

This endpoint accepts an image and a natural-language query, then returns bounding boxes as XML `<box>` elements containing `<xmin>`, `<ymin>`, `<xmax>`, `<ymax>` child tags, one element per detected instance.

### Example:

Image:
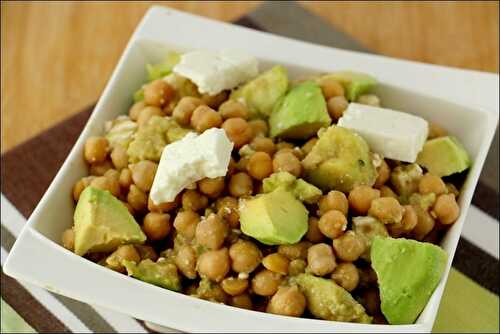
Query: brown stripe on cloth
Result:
<box><xmin>1</xmin><ymin>267</ymin><xmax>71</xmax><ymax>333</ymax></box>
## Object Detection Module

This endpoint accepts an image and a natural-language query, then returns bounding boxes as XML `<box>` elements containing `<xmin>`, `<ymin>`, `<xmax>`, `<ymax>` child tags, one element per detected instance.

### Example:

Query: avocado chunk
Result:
<box><xmin>123</xmin><ymin>258</ymin><xmax>181</xmax><ymax>292</ymax></box>
<box><xmin>295</xmin><ymin>273</ymin><xmax>372</xmax><ymax>323</ymax></box>
<box><xmin>105</xmin><ymin>117</ymin><xmax>138</xmax><ymax>150</ymax></box>
<box><xmin>409</xmin><ymin>193</ymin><xmax>436</xmax><ymax>211</ymax></box>
<box><xmin>262</xmin><ymin>172</ymin><xmax>322</xmax><ymax>204</ymax></box>
<box><xmin>371</xmin><ymin>237</ymin><xmax>447</xmax><ymax>324</ymax></box>
<box><xmin>269</xmin><ymin>81</ymin><xmax>331</xmax><ymax>139</ymax></box>
<box><xmin>239</xmin><ymin>188</ymin><xmax>308</xmax><ymax>245</ymax></box>
<box><xmin>146</xmin><ymin>52</ymin><xmax>180</xmax><ymax>82</ymax></box>
<box><xmin>352</xmin><ymin>216</ymin><xmax>388</xmax><ymax>262</ymax></box>
<box><xmin>302</xmin><ymin>125</ymin><xmax>377</xmax><ymax>193</ymax></box>
<box><xmin>230</xmin><ymin>65</ymin><xmax>288</xmax><ymax>118</ymax></box>
<box><xmin>416</xmin><ymin>136</ymin><xmax>471</xmax><ymax>177</ymax></box>
<box><xmin>73</xmin><ymin>187</ymin><xmax>146</xmax><ymax>256</ymax></box>
<box><xmin>318</xmin><ymin>71</ymin><xmax>377</xmax><ymax>101</ymax></box>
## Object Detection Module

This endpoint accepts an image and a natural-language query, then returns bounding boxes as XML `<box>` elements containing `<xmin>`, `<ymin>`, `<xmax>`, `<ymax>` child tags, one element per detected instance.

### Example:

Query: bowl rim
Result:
<box><xmin>4</xmin><ymin>5</ymin><xmax>499</xmax><ymax>333</ymax></box>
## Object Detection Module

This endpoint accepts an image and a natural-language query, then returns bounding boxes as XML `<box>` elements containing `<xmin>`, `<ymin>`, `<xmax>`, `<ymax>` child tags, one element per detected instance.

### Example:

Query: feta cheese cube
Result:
<box><xmin>173</xmin><ymin>49</ymin><xmax>258</xmax><ymax>95</ymax></box>
<box><xmin>338</xmin><ymin>103</ymin><xmax>428</xmax><ymax>163</ymax></box>
<box><xmin>150</xmin><ymin>128</ymin><xmax>234</xmax><ymax>204</ymax></box>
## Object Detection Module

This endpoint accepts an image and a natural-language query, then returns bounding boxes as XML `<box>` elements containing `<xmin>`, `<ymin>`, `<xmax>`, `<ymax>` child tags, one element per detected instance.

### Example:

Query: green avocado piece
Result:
<box><xmin>262</xmin><ymin>172</ymin><xmax>322</xmax><ymax>204</ymax></box>
<box><xmin>302</xmin><ymin>125</ymin><xmax>377</xmax><ymax>193</ymax></box>
<box><xmin>123</xmin><ymin>258</ymin><xmax>181</xmax><ymax>291</ymax></box>
<box><xmin>269</xmin><ymin>81</ymin><xmax>331</xmax><ymax>139</ymax></box>
<box><xmin>146</xmin><ymin>52</ymin><xmax>180</xmax><ymax>82</ymax></box>
<box><xmin>409</xmin><ymin>193</ymin><xmax>436</xmax><ymax>211</ymax></box>
<box><xmin>416</xmin><ymin>136</ymin><xmax>471</xmax><ymax>177</ymax></box>
<box><xmin>295</xmin><ymin>274</ymin><xmax>372</xmax><ymax>323</ymax></box>
<box><xmin>230</xmin><ymin>65</ymin><xmax>288</xmax><ymax>118</ymax></box>
<box><xmin>239</xmin><ymin>188</ymin><xmax>308</xmax><ymax>245</ymax></box>
<box><xmin>319</xmin><ymin>71</ymin><xmax>377</xmax><ymax>101</ymax></box>
<box><xmin>371</xmin><ymin>237</ymin><xmax>447</xmax><ymax>325</ymax></box>
<box><xmin>73</xmin><ymin>187</ymin><xmax>146</xmax><ymax>256</ymax></box>
<box><xmin>352</xmin><ymin>216</ymin><xmax>388</xmax><ymax>262</ymax></box>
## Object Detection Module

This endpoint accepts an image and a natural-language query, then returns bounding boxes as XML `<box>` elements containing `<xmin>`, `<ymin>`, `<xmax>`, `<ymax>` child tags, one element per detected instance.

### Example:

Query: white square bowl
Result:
<box><xmin>4</xmin><ymin>6</ymin><xmax>499</xmax><ymax>333</ymax></box>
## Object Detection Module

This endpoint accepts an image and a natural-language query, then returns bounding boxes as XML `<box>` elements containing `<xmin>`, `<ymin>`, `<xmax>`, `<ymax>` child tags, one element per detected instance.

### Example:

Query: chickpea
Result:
<box><xmin>130</xmin><ymin>160</ymin><xmax>157</xmax><ymax>192</ymax></box>
<box><xmin>278</xmin><ymin>241</ymin><xmax>311</xmax><ymax>260</ymax></box>
<box><xmin>148</xmin><ymin>196</ymin><xmax>177</xmax><ymax>213</ymax></box>
<box><xmin>318</xmin><ymin>191</ymin><xmax>349</xmax><ymax>216</ymax></box>
<box><xmin>201</xmin><ymin>91</ymin><xmax>228</xmax><ymax>109</ymax></box>
<box><xmin>195</xmin><ymin>213</ymin><xmax>228</xmax><ymax>250</ymax></box>
<box><xmin>127</xmin><ymin>184</ymin><xmax>147</xmax><ymax>212</ymax></box>
<box><xmin>266</xmin><ymin>285</ymin><xmax>306</xmax><ymax>317</ymax></box>
<box><xmin>228</xmin><ymin>172</ymin><xmax>253</xmax><ymax>197</ymax></box>
<box><xmin>143</xmin><ymin>212</ymin><xmax>170</xmax><ymax>240</ymax></box>
<box><xmin>446</xmin><ymin>183</ymin><xmax>460</xmax><ymax>197</ymax></box>
<box><xmin>175</xmin><ymin>245</ymin><xmax>197</xmax><ymax>279</ymax></box>
<box><xmin>419</xmin><ymin>173</ymin><xmax>447</xmax><ymax>195</ymax></box>
<box><xmin>275</xmin><ymin>147</ymin><xmax>304</xmax><ymax>160</ymax></box>
<box><xmin>250</xmin><ymin>137</ymin><xmax>276</xmax><ymax>155</ymax></box>
<box><xmin>135</xmin><ymin>245</ymin><xmax>158</xmax><ymax>261</ymax></box>
<box><xmin>137</xmin><ymin>106</ymin><xmax>163</xmax><ymax>128</ymax></box>
<box><xmin>360</xmin><ymin>288</ymin><xmax>381</xmax><ymax>315</ymax></box>
<box><xmin>229</xmin><ymin>293</ymin><xmax>253</xmax><ymax>310</ymax></box>
<box><xmin>90</xmin><ymin>175</ymin><xmax>120</xmax><ymax>197</ymax></box>
<box><xmin>191</xmin><ymin>105</ymin><xmax>223</xmax><ymax>133</ymax></box>
<box><xmin>62</xmin><ymin>228</ymin><xmax>75</xmax><ymax>251</ymax></box>
<box><xmin>332</xmin><ymin>231</ymin><xmax>366</xmax><ymax>262</ymax></box>
<box><xmin>248</xmin><ymin>119</ymin><xmax>268</xmax><ymax>137</ymax></box>
<box><xmin>318</xmin><ymin>210</ymin><xmax>347</xmax><ymax>239</ymax></box>
<box><xmin>305</xmin><ymin>217</ymin><xmax>325</xmax><ymax>243</ymax></box>
<box><xmin>196</xmin><ymin>280</ymin><xmax>228</xmax><ymax>303</ymax></box>
<box><xmin>129</xmin><ymin>101</ymin><xmax>146</xmax><ymax>121</ymax></box>
<box><xmin>307</xmin><ymin>243</ymin><xmax>337</xmax><ymax>276</ymax></box>
<box><xmin>428</xmin><ymin>122</ymin><xmax>448</xmax><ymax>139</ymax></box>
<box><xmin>251</xmin><ymin>269</ymin><xmax>282</xmax><ymax>296</ymax></box>
<box><xmin>389</xmin><ymin>205</ymin><xmax>418</xmax><ymax>237</ymax></box>
<box><xmin>182</xmin><ymin>190</ymin><xmax>209</xmax><ymax>212</ymax></box>
<box><xmin>327</xmin><ymin>96</ymin><xmax>349</xmax><ymax>121</ymax></box>
<box><xmin>227</xmin><ymin>157</ymin><xmax>237</xmax><ymax>176</ymax></box>
<box><xmin>379</xmin><ymin>185</ymin><xmax>398</xmax><ymax>199</ymax></box>
<box><xmin>172</xmin><ymin>96</ymin><xmax>203</xmax><ymax>126</ymax></box>
<box><xmin>320</xmin><ymin>78</ymin><xmax>345</xmax><ymax>99</ymax></box>
<box><xmin>357</xmin><ymin>94</ymin><xmax>380</xmax><ymax>107</ymax></box>
<box><xmin>301</xmin><ymin>137</ymin><xmax>318</xmax><ymax>156</ymax></box>
<box><xmin>247</xmin><ymin>152</ymin><xmax>273</xmax><ymax>180</ymax></box>
<box><xmin>262</xmin><ymin>253</ymin><xmax>289</xmax><ymax>275</ymax></box>
<box><xmin>89</xmin><ymin>160</ymin><xmax>113</xmax><ymax>176</ymax></box>
<box><xmin>222</xmin><ymin>118</ymin><xmax>253</xmax><ymax>148</ymax></box>
<box><xmin>331</xmin><ymin>262</ymin><xmax>359</xmax><ymax>292</ymax></box>
<box><xmin>107</xmin><ymin>245</ymin><xmax>140</xmax><ymax>271</ymax></box>
<box><xmin>72</xmin><ymin>176</ymin><xmax>94</xmax><ymax>201</ymax></box>
<box><xmin>368</xmin><ymin>197</ymin><xmax>404</xmax><ymax>225</ymax></box>
<box><xmin>198</xmin><ymin>177</ymin><xmax>225</xmax><ymax>199</ymax></box>
<box><xmin>411</xmin><ymin>205</ymin><xmax>435</xmax><ymax>240</ymax></box>
<box><xmin>117</xmin><ymin>168</ymin><xmax>132</xmax><ymax>189</ymax></box>
<box><xmin>197</xmin><ymin>248</ymin><xmax>230</xmax><ymax>282</ymax></box>
<box><xmin>235</xmin><ymin>156</ymin><xmax>250</xmax><ymax>172</ymax></box>
<box><xmin>229</xmin><ymin>239</ymin><xmax>262</xmax><ymax>273</ymax></box>
<box><xmin>432</xmin><ymin>194</ymin><xmax>460</xmax><ymax>225</ymax></box>
<box><xmin>219</xmin><ymin>100</ymin><xmax>248</xmax><ymax>120</ymax></box>
<box><xmin>374</xmin><ymin>160</ymin><xmax>391</xmax><ymax>188</ymax></box>
<box><xmin>348</xmin><ymin>186</ymin><xmax>381</xmax><ymax>215</ymax></box>
<box><xmin>84</xmin><ymin>136</ymin><xmax>108</xmax><ymax>164</ymax></box>
<box><xmin>275</xmin><ymin>141</ymin><xmax>294</xmax><ymax>151</ymax></box>
<box><xmin>288</xmin><ymin>259</ymin><xmax>307</xmax><ymax>276</ymax></box>
<box><xmin>110</xmin><ymin>146</ymin><xmax>129</xmax><ymax>170</ymax></box>
<box><xmin>216</xmin><ymin>197</ymin><xmax>239</xmax><ymax>228</ymax></box>
<box><xmin>173</xmin><ymin>210</ymin><xmax>200</xmax><ymax>240</ymax></box>
<box><xmin>221</xmin><ymin>277</ymin><xmax>249</xmax><ymax>296</ymax></box>
<box><xmin>272</xmin><ymin>152</ymin><xmax>302</xmax><ymax>177</ymax></box>
<box><xmin>143</xmin><ymin>79</ymin><xmax>175</xmax><ymax>107</ymax></box>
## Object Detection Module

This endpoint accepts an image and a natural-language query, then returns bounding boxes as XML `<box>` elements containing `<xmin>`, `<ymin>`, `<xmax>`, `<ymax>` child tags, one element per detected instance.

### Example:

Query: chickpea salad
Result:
<box><xmin>64</xmin><ymin>49</ymin><xmax>471</xmax><ymax>325</ymax></box>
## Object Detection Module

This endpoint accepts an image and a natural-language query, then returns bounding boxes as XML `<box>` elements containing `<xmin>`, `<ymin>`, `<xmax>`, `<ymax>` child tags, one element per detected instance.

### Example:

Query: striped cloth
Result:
<box><xmin>1</xmin><ymin>2</ymin><xmax>498</xmax><ymax>333</ymax></box>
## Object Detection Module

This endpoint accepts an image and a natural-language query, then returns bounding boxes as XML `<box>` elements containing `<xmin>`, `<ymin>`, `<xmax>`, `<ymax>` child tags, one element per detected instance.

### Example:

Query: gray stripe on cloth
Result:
<box><xmin>248</xmin><ymin>1</ymin><xmax>370</xmax><ymax>53</ymax></box>
<box><xmin>1</xmin><ymin>222</ymin><xmax>116</xmax><ymax>333</ymax></box>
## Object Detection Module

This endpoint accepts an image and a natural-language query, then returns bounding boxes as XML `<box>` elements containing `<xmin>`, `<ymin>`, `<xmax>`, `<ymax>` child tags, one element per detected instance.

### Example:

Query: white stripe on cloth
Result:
<box><xmin>1</xmin><ymin>246</ymin><xmax>92</xmax><ymax>333</ymax></box>
<box><xmin>1</xmin><ymin>194</ymin><xmax>148</xmax><ymax>334</ymax></box>
<box><xmin>462</xmin><ymin>205</ymin><xmax>499</xmax><ymax>259</ymax></box>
